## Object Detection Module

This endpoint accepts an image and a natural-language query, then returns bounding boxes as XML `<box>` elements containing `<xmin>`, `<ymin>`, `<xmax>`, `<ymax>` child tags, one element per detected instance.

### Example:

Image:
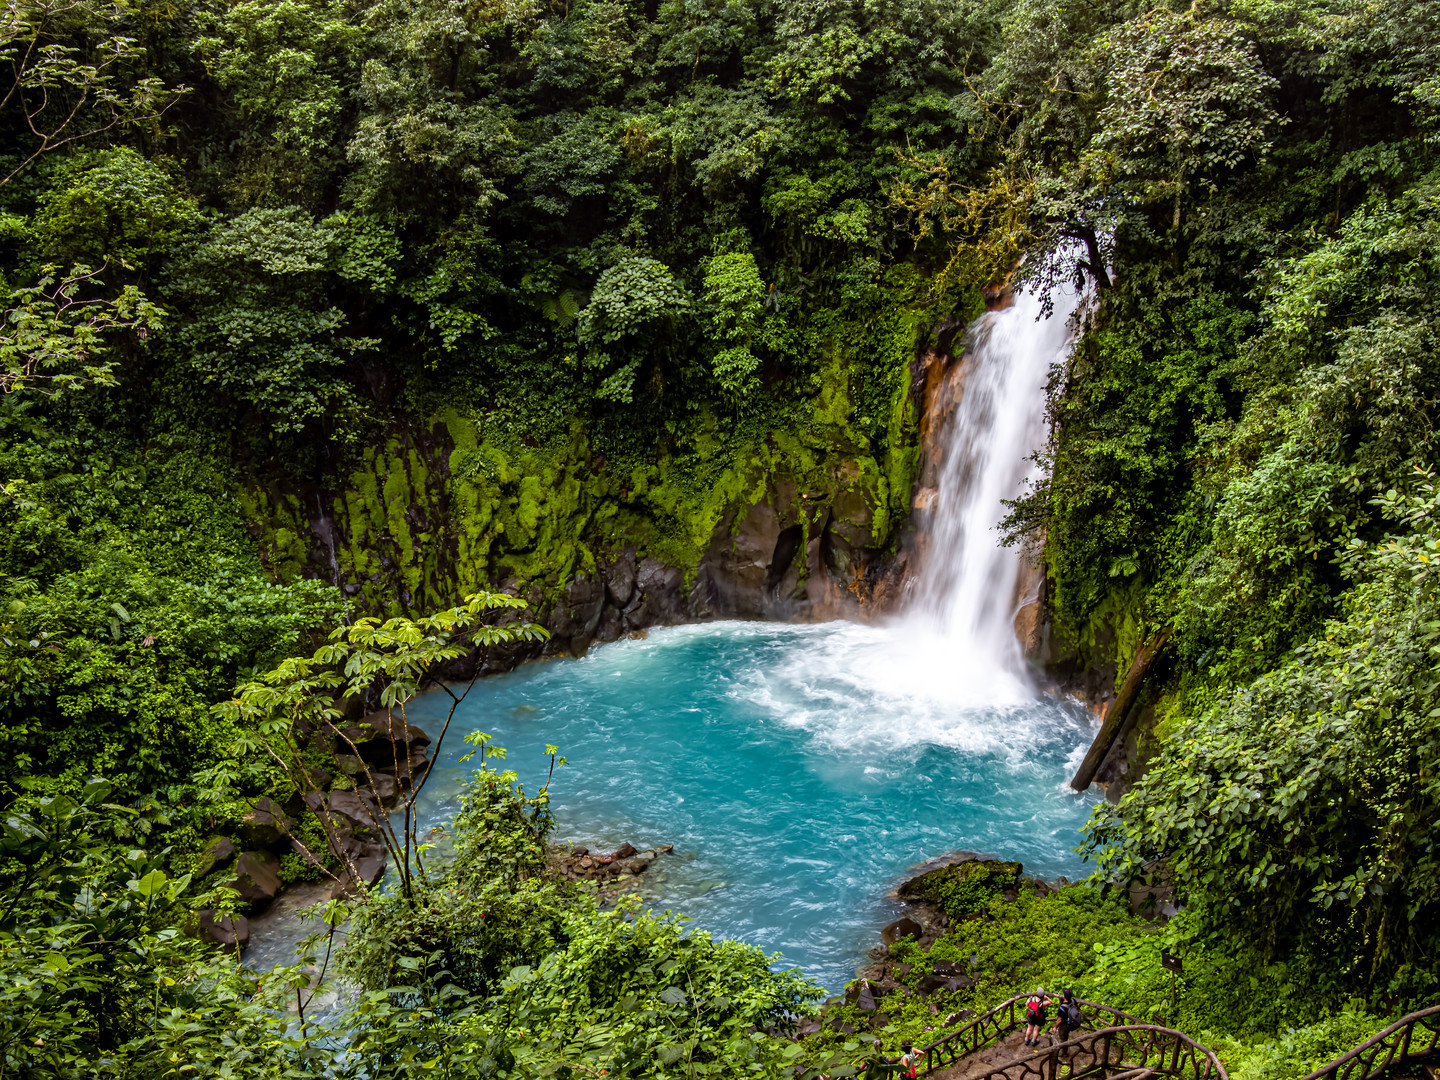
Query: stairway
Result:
<box><xmin>909</xmin><ymin>997</ymin><xmax>1440</xmax><ymax>1080</ymax></box>
<box><xmin>928</xmin><ymin>1027</ymin><xmax>1031</xmax><ymax>1080</ymax></box>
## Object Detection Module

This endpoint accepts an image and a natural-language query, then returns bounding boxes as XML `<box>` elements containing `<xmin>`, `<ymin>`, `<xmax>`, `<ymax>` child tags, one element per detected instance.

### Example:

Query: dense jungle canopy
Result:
<box><xmin>3</xmin><ymin>0</ymin><xmax>1440</xmax><ymax>1075</ymax></box>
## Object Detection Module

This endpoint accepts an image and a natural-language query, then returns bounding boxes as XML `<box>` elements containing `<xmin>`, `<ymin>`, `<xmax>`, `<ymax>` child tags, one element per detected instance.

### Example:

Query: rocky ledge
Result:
<box><xmin>191</xmin><ymin>709</ymin><xmax>433</xmax><ymax>950</ymax></box>
<box><xmin>556</xmin><ymin>840</ymin><xmax>675</xmax><ymax>899</ymax></box>
<box><xmin>800</xmin><ymin>852</ymin><xmax>1070</xmax><ymax>1037</ymax></box>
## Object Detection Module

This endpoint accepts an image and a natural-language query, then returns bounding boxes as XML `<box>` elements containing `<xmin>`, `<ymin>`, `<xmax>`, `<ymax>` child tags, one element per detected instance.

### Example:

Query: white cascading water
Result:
<box><xmin>906</xmin><ymin>279</ymin><xmax>1083</xmax><ymax>701</ymax></box>
<box><xmin>740</xmin><ymin>276</ymin><xmax>1086</xmax><ymax>757</ymax></box>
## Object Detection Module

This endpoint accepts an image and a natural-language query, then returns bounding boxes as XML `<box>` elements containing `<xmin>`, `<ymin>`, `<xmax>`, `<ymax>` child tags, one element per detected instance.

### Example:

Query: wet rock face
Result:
<box><xmin>604</xmin><ymin>551</ymin><xmax>637</xmax><ymax>607</ymax></box>
<box><xmin>881</xmin><ymin>917</ymin><xmax>924</xmax><ymax>946</ymax></box>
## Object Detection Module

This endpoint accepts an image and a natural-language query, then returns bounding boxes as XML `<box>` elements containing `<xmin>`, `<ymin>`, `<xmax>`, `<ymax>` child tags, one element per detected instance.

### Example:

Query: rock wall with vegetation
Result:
<box><xmin>234</xmin><ymin>325</ymin><xmax>936</xmax><ymax>660</ymax></box>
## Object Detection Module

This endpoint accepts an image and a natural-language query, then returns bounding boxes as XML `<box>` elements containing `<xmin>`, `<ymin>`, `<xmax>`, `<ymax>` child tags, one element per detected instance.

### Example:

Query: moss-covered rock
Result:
<box><xmin>897</xmin><ymin>858</ymin><xmax>1024</xmax><ymax>920</ymax></box>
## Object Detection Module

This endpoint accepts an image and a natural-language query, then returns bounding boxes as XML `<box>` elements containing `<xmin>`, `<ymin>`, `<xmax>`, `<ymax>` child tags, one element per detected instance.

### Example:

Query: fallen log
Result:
<box><xmin>1071</xmin><ymin>632</ymin><xmax>1168</xmax><ymax>791</ymax></box>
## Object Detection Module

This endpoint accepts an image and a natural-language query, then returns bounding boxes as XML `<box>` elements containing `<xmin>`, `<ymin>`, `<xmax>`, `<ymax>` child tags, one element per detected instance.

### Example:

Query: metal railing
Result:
<box><xmin>936</xmin><ymin>1023</ymin><xmax>1229</xmax><ymax>1080</ymax></box>
<box><xmin>914</xmin><ymin>993</ymin><xmax>1440</xmax><ymax>1080</ymax></box>
<box><xmin>1295</xmin><ymin>1003</ymin><xmax>1440</xmax><ymax>1080</ymax></box>
<box><xmin>918</xmin><ymin>995</ymin><xmax>1144</xmax><ymax>1075</ymax></box>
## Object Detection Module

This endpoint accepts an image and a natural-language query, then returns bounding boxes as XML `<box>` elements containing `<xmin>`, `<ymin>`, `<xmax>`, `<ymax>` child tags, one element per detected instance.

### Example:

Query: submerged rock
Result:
<box><xmin>557</xmin><ymin>840</ymin><xmax>673</xmax><ymax>884</ymax></box>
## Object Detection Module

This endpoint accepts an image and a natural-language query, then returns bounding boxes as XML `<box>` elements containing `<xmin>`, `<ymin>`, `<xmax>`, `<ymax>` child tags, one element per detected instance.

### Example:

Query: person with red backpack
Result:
<box><xmin>1024</xmin><ymin>988</ymin><xmax>1052</xmax><ymax>1046</ymax></box>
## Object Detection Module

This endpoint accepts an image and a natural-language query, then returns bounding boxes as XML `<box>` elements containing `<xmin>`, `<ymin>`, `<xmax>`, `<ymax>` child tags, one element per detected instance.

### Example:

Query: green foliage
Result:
<box><xmin>0</xmin><ymin>783</ymin><xmax>316</xmax><ymax>1078</ymax></box>
<box><xmin>338</xmin><ymin>750</ymin><xmax>842</xmax><ymax>1080</ymax></box>
<box><xmin>577</xmin><ymin>256</ymin><xmax>693</xmax><ymax>403</ymax></box>
<box><xmin>1209</xmin><ymin>1011</ymin><xmax>1388</xmax><ymax>1080</ymax></box>
<box><xmin>168</xmin><ymin>206</ymin><xmax>397</xmax><ymax>433</ymax></box>
<box><xmin>702</xmin><ymin>250</ymin><xmax>769</xmax><ymax>404</ymax></box>
<box><xmin>220</xmin><ymin>591</ymin><xmax>548</xmax><ymax>897</ymax></box>
<box><xmin>0</xmin><ymin>1</ymin><xmax>181</xmax><ymax>194</ymax></box>
<box><xmin>1086</xmin><ymin>475</ymin><xmax>1440</xmax><ymax>992</ymax></box>
<box><xmin>0</xmin><ymin>265</ymin><xmax>160</xmax><ymax>397</ymax></box>
<box><xmin>33</xmin><ymin>149</ymin><xmax>202</xmax><ymax>271</ymax></box>
<box><xmin>4</xmin><ymin>0</ymin><xmax>1440</xmax><ymax>1069</ymax></box>
<box><xmin>853</xmin><ymin>884</ymin><xmax>1389</xmax><ymax>1075</ymax></box>
<box><xmin>895</xmin><ymin>859</ymin><xmax>1022</xmax><ymax>920</ymax></box>
<box><xmin>200</xmin><ymin>0</ymin><xmax>362</xmax><ymax>204</ymax></box>
<box><xmin>0</xmin><ymin>399</ymin><xmax>344</xmax><ymax>849</ymax></box>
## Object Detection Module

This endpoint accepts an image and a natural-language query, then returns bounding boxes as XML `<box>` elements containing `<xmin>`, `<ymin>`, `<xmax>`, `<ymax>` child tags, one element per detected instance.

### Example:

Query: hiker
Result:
<box><xmin>1054</xmin><ymin>989</ymin><xmax>1082</xmax><ymax>1043</ymax></box>
<box><xmin>897</xmin><ymin>1041</ymin><xmax>919</xmax><ymax>1079</ymax></box>
<box><xmin>1024</xmin><ymin>988</ymin><xmax>1050</xmax><ymax>1046</ymax></box>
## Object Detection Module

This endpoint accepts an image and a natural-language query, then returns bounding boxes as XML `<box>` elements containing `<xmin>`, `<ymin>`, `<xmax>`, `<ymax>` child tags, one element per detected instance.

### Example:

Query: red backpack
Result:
<box><xmin>1026</xmin><ymin>997</ymin><xmax>1042</xmax><ymax>1021</ymax></box>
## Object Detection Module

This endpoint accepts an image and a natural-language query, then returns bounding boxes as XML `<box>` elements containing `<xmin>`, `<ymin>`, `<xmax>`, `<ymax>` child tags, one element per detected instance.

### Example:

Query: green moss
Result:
<box><xmin>238</xmin><ymin>286</ymin><xmax>974</xmax><ymax>615</ymax></box>
<box><xmin>897</xmin><ymin>859</ymin><xmax>1024</xmax><ymax>919</ymax></box>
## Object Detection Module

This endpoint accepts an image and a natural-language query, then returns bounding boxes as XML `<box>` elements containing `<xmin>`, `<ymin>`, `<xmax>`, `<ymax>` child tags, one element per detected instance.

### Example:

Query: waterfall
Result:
<box><xmin>908</xmin><ymin>280</ymin><xmax>1082</xmax><ymax>700</ymax></box>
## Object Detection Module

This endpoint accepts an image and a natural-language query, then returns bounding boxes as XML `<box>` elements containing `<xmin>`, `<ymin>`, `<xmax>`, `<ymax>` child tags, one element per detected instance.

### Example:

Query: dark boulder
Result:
<box><xmin>856</xmin><ymin>982</ymin><xmax>878</xmax><ymax>1013</ymax></box>
<box><xmin>896</xmin><ymin>858</ymin><xmax>1023</xmax><ymax>920</ymax></box>
<box><xmin>341</xmin><ymin>713</ymin><xmax>431</xmax><ymax>765</ymax></box>
<box><xmin>332</xmin><ymin>849</ymin><xmax>387</xmax><ymax>898</ymax></box>
<box><xmin>635</xmin><ymin>559</ymin><xmax>685</xmax><ymax>624</ymax></box>
<box><xmin>369</xmin><ymin>773</ymin><xmax>399</xmax><ymax>804</ymax></box>
<box><xmin>604</xmin><ymin>552</ymin><xmax>637</xmax><ymax>607</ymax></box>
<box><xmin>919</xmin><ymin>974</ymin><xmax>974</xmax><ymax>996</ymax></box>
<box><xmin>240</xmin><ymin>797</ymin><xmax>291</xmax><ymax>848</ymax></box>
<box><xmin>354</xmin><ymin>852</ymin><xmax>386</xmax><ymax>886</ymax></box>
<box><xmin>194</xmin><ymin>836</ymin><xmax>236</xmax><ymax>880</ymax></box>
<box><xmin>549</xmin><ymin>574</ymin><xmax>606</xmax><ymax>655</ymax></box>
<box><xmin>232</xmin><ymin>851</ymin><xmax>282</xmax><ymax>905</ymax></box>
<box><xmin>392</xmin><ymin>747</ymin><xmax>430</xmax><ymax>787</ymax></box>
<box><xmin>199</xmin><ymin>910</ymin><xmax>249</xmax><ymax>949</ymax></box>
<box><xmin>325</xmin><ymin>790</ymin><xmax>383</xmax><ymax>831</ymax></box>
<box><xmin>298</xmin><ymin>763</ymin><xmax>332</xmax><ymax>791</ymax></box>
<box><xmin>594</xmin><ymin>605</ymin><xmax>624</xmax><ymax>644</ymax></box>
<box><xmin>612</xmin><ymin>841</ymin><xmax>638</xmax><ymax>860</ymax></box>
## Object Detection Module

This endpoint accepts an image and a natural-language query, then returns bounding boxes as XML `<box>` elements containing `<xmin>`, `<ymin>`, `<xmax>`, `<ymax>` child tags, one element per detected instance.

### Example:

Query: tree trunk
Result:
<box><xmin>1070</xmin><ymin>631</ymin><xmax>1168</xmax><ymax>791</ymax></box>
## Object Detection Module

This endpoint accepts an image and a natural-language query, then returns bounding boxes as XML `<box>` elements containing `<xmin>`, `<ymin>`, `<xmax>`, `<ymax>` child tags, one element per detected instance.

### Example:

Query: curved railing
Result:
<box><xmin>918</xmin><ymin>995</ymin><xmax>1144</xmax><ymax>1075</ymax></box>
<box><xmin>908</xmin><ymin>988</ymin><xmax>1438</xmax><ymax>1080</ymax></box>
<box><xmin>1295</xmin><ymin>1003</ymin><xmax>1440</xmax><ymax>1080</ymax></box>
<box><xmin>941</xmin><ymin>1023</ymin><xmax>1229</xmax><ymax>1080</ymax></box>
